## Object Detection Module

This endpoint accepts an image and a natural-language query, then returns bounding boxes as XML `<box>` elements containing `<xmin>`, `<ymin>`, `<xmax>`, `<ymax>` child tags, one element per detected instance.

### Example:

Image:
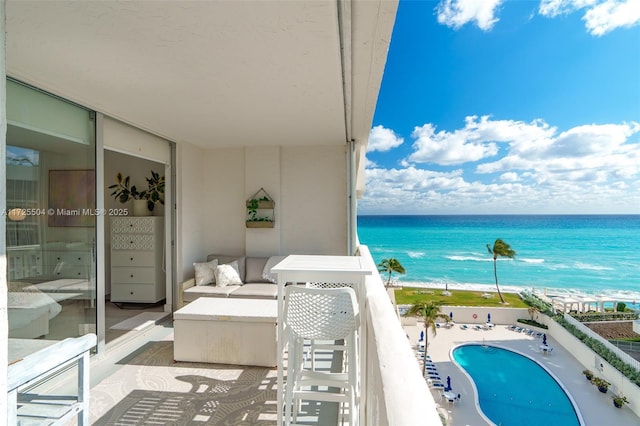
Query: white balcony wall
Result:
<box><xmin>177</xmin><ymin>144</ymin><xmax>348</xmax><ymax>280</ymax></box>
<box><xmin>200</xmin><ymin>146</ymin><xmax>247</xmax><ymax>258</ymax></box>
<box><xmin>281</xmin><ymin>145</ymin><xmax>347</xmax><ymax>255</ymax></box>
<box><xmin>358</xmin><ymin>245</ymin><xmax>441</xmax><ymax>425</ymax></box>
<box><xmin>176</xmin><ymin>142</ymin><xmax>208</xmax><ymax>280</ymax></box>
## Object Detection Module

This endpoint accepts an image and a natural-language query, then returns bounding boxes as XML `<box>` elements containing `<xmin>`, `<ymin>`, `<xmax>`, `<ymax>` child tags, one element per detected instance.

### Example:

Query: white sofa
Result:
<box><xmin>178</xmin><ymin>254</ymin><xmax>284</xmax><ymax>308</ymax></box>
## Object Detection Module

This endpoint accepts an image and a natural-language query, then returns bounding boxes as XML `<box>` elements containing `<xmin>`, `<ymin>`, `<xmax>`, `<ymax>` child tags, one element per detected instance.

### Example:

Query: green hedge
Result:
<box><xmin>570</xmin><ymin>312</ymin><xmax>638</xmax><ymax>322</ymax></box>
<box><xmin>556</xmin><ymin>316</ymin><xmax>640</xmax><ymax>387</ymax></box>
<box><xmin>520</xmin><ymin>292</ymin><xmax>554</xmax><ymax>317</ymax></box>
<box><xmin>517</xmin><ymin>319</ymin><xmax>548</xmax><ymax>329</ymax></box>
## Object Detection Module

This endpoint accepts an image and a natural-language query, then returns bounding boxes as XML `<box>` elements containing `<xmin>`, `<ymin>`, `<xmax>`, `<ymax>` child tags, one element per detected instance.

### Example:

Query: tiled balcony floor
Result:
<box><xmin>88</xmin><ymin>321</ymin><xmax>341</xmax><ymax>425</ymax></box>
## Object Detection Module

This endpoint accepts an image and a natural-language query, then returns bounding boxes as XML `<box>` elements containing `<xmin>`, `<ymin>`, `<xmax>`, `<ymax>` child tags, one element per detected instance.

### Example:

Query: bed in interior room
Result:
<box><xmin>8</xmin><ymin>282</ymin><xmax>62</xmax><ymax>338</ymax></box>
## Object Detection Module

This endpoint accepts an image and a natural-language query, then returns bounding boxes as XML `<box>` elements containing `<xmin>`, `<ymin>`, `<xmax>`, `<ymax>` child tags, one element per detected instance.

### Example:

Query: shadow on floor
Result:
<box><xmin>94</xmin><ymin>369</ymin><xmax>277</xmax><ymax>425</ymax></box>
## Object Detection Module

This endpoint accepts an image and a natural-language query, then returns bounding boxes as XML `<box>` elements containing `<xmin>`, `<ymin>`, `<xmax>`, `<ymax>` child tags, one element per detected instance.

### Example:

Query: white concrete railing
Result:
<box><xmin>357</xmin><ymin>245</ymin><xmax>442</xmax><ymax>426</ymax></box>
<box><xmin>545</xmin><ymin>318</ymin><xmax>640</xmax><ymax>418</ymax></box>
<box><xmin>8</xmin><ymin>333</ymin><xmax>97</xmax><ymax>425</ymax></box>
<box><xmin>415</xmin><ymin>305</ymin><xmax>530</xmax><ymax>326</ymax></box>
<box><xmin>564</xmin><ymin>314</ymin><xmax>640</xmax><ymax>372</ymax></box>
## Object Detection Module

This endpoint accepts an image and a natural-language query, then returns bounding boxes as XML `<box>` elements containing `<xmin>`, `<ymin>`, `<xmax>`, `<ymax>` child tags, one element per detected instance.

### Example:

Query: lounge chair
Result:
<box><xmin>473</xmin><ymin>325</ymin><xmax>482</xmax><ymax>331</ymax></box>
<box><xmin>460</xmin><ymin>324</ymin><xmax>469</xmax><ymax>330</ymax></box>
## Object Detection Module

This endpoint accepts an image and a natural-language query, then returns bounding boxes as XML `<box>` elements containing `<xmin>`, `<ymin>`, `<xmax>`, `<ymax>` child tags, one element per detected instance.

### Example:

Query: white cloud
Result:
<box><xmin>408</xmin><ymin>123</ymin><xmax>497</xmax><ymax>165</ymax></box>
<box><xmin>477</xmin><ymin>121</ymin><xmax>640</xmax><ymax>180</ymax></box>
<box><xmin>500</xmin><ymin>172</ymin><xmax>520</xmax><ymax>182</ymax></box>
<box><xmin>539</xmin><ymin>0</ymin><xmax>640</xmax><ymax>36</ymax></box>
<box><xmin>406</xmin><ymin>116</ymin><xmax>554</xmax><ymax>166</ymax></box>
<box><xmin>583</xmin><ymin>0</ymin><xmax>640</xmax><ymax>36</ymax></box>
<box><xmin>549</xmin><ymin>122</ymin><xmax>638</xmax><ymax>156</ymax></box>
<box><xmin>436</xmin><ymin>0</ymin><xmax>503</xmax><ymax>31</ymax></box>
<box><xmin>539</xmin><ymin>0</ymin><xmax>598</xmax><ymax>17</ymax></box>
<box><xmin>359</xmin><ymin>117</ymin><xmax>640</xmax><ymax>214</ymax></box>
<box><xmin>360</xmin><ymin>165</ymin><xmax>543</xmax><ymax>214</ymax></box>
<box><xmin>367</xmin><ymin>125</ymin><xmax>404</xmax><ymax>152</ymax></box>
<box><xmin>364</xmin><ymin>157</ymin><xmax>378</xmax><ymax>169</ymax></box>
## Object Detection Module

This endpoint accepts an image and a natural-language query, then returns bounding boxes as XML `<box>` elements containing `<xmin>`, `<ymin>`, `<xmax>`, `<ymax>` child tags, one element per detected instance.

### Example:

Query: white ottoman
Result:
<box><xmin>173</xmin><ymin>297</ymin><xmax>277</xmax><ymax>367</ymax></box>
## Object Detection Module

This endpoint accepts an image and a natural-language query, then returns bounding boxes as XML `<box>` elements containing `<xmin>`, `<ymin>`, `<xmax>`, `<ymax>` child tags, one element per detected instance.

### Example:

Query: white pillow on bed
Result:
<box><xmin>193</xmin><ymin>259</ymin><xmax>218</xmax><ymax>286</ymax></box>
<box><xmin>215</xmin><ymin>261</ymin><xmax>243</xmax><ymax>287</ymax></box>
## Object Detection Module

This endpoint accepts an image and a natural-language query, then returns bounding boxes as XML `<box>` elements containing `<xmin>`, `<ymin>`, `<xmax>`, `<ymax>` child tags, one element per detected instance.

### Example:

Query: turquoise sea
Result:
<box><xmin>357</xmin><ymin>215</ymin><xmax>640</xmax><ymax>306</ymax></box>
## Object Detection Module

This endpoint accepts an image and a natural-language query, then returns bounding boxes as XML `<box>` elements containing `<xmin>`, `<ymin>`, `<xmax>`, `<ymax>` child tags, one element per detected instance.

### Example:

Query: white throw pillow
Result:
<box><xmin>193</xmin><ymin>259</ymin><xmax>218</xmax><ymax>286</ymax></box>
<box><xmin>215</xmin><ymin>262</ymin><xmax>243</xmax><ymax>287</ymax></box>
<box><xmin>262</xmin><ymin>255</ymin><xmax>287</xmax><ymax>283</ymax></box>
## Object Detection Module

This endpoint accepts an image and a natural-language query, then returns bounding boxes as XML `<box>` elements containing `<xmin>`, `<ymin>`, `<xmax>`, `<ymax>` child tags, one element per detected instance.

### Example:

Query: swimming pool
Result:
<box><xmin>452</xmin><ymin>344</ymin><xmax>583</xmax><ymax>426</ymax></box>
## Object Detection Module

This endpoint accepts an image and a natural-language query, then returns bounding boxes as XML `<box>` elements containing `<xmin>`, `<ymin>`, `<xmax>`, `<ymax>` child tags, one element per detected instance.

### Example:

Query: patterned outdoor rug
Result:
<box><xmin>91</xmin><ymin>340</ymin><xmax>277</xmax><ymax>425</ymax></box>
<box><xmin>109</xmin><ymin>312</ymin><xmax>170</xmax><ymax>331</ymax></box>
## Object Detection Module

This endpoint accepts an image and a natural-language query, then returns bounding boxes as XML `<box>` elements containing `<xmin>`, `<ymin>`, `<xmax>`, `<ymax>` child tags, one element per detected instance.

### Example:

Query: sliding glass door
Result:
<box><xmin>6</xmin><ymin>79</ymin><xmax>97</xmax><ymax>351</ymax></box>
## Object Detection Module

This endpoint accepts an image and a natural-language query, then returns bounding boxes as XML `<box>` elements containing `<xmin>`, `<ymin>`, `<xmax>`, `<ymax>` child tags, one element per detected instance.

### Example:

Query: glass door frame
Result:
<box><xmin>95</xmin><ymin>113</ymin><xmax>106</xmax><ymax>354</ymax></box>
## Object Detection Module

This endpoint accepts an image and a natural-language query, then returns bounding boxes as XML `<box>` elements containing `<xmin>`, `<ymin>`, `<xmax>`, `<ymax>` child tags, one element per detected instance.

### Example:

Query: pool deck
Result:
<box><xmin>404</xmin><ymin>321</ymin><xmax>639</xmax><ymax>426</ymax></box>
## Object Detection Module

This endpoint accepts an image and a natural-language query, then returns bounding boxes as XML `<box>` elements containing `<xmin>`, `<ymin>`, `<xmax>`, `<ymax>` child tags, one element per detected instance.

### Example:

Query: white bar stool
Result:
<box><xmin>284</xmin><ymin>285</ymin><xmax>360</xmax><ymax>426</ymax></box>
<box><xmin>305</xmin><ymin>282</ymin><xmax>358</xmax><ymax>370</ymax></box>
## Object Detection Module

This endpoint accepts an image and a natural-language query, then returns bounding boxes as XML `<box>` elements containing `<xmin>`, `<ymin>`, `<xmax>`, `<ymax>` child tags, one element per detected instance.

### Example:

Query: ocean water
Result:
<box><xmin>357</xmin><ymin>215</ymin><xmax>640</xmax><ymax>303</ymax></box>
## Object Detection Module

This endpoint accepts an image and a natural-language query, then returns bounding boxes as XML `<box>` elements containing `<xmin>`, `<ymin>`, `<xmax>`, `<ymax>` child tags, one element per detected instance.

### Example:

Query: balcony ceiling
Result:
<box><xmin>6</xmin><ymin>1</ymin><xmax>396</xmax><ymax>150</ymax></box>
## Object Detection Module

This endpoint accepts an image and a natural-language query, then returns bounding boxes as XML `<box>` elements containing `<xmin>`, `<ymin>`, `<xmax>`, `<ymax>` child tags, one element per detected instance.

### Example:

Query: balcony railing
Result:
<box><xmin>357</xmin><ymin>245</ymin><xmax>441</xmax><ymax>425</ymax></box>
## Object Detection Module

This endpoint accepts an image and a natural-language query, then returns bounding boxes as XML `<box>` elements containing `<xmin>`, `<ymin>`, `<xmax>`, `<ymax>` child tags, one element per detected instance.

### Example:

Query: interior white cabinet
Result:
<box><xmin>110</xmin><ymin>217</ymin><xmax>165</xmax><ymax>303</ymax></box>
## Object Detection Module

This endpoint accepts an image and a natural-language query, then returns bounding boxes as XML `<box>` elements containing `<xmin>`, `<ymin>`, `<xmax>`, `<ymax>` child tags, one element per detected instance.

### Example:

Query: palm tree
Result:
<box><xmin>527</xmin><ymin>306</ymin><xmax>539</xmax><ymax>321</ymax></box>
<box><xmin>486</xmin><ymin>239</ymin><xmax>516</xmax><ymax>304</ymax></box>
<box><xmin>406</xmin><ymin>301</ymin><xmax>449</xmax><ymax>377</ymax></box>
<box><xmin>377</xmin><ymin>258</ymin><xmax>406</xmax><ymax>289</ymax></box>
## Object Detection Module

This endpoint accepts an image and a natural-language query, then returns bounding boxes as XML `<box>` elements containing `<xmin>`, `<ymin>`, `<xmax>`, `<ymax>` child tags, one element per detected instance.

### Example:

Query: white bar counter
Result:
<box><xmin>272</xmin><ymin>255</ymin><xmax>372</xmax><ymax>425</ymax></box>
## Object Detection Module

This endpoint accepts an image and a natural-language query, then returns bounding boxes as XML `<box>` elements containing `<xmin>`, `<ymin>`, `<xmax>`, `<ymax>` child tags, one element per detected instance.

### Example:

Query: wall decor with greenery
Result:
<box><xmin>246</xmin><ymin>187</ymin><xmax>275</xmax><ymax>228</ymax></box>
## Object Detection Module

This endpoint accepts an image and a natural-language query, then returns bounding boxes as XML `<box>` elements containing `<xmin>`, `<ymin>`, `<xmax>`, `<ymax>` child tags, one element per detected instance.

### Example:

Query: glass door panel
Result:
<box><xmin>6</xmin><ymin>79</ymin><xmax>96</xmax><ymax>352</ymax></box>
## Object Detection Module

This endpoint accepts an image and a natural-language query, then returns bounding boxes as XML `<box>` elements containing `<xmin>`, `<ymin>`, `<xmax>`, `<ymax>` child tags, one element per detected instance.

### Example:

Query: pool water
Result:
<box><xmin>452</xmin><ymin>344</ymin><xmax>581</xmax><ymax>426</ymax></box>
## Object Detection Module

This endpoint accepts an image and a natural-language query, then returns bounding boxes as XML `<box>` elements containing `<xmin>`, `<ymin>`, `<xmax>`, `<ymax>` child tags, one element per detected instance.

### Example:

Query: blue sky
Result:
<box><xmin>360</xmin><ymin>0</ymin><xmax>640</xmax><ymax>215</ymax></box>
